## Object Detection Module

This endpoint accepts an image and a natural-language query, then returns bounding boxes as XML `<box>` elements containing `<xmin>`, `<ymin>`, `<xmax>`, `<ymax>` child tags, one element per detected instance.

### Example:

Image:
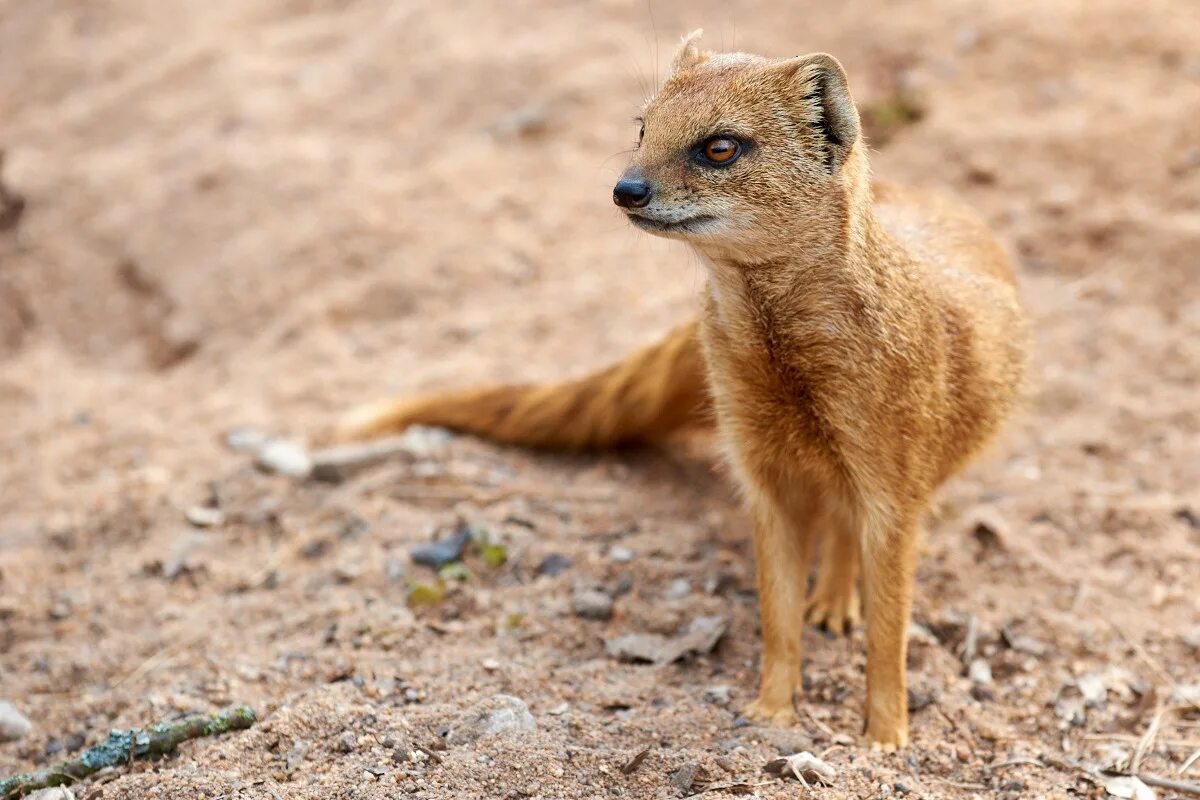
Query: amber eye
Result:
<box><xmin>700</xmin><ymin>136</ymin><xmax>741</xmax><ymax>165</ymax></box>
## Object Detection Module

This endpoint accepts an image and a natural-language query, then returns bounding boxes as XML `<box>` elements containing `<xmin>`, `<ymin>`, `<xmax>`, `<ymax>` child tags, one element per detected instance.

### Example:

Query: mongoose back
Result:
<box><xmin>333</xmin><ymin>32</ymin><xmax>1027</xmax><ymax>749</ymax></box>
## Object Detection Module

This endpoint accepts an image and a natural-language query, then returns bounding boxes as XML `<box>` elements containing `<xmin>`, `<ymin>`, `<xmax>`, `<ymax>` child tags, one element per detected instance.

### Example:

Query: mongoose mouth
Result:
<box><xmin>624</xmin><ymin>212</ymin><xmax>718</xmax><ymax>235</ymax></box>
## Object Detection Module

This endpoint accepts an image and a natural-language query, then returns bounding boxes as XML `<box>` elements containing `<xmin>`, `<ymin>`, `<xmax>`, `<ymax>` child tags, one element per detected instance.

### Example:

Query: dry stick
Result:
<box><xmin>1080</xmin><ymin>735</ymin><xmax>1200</xmax><ymax>749</ymax></box>
<box><xmin>1132</xmin><ymin>699</ymin><xmax>1168</xmax><ymax>774</ymax></box>
<box><xmin>1133</xmin><ymin>773</ymin><xmax>1200</xmax><ymax>797</ymax></box>
<box><xmin>0</xmin><ymin>706</ymin><xmax>256</xmax><ymax>799</ymax></box>
<box><xmin>1182</xmin><ymin>748</ymin><xmax>1200</xmax><ymax>775</ymax></box>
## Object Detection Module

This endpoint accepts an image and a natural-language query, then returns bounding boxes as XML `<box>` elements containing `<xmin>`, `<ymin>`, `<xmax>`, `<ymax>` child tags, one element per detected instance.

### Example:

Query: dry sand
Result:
<box><xmin>1</xmin><ymin>1</ymin><xmax>1199</xmax><ymax>797</ymax></box>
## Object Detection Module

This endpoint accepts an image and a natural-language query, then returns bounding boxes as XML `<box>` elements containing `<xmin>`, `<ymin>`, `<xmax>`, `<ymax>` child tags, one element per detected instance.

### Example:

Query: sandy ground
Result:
<box><xmin>2</xmin><ymin>1</ymin><xmax>1199</xmax><ymax>798</ymax></box>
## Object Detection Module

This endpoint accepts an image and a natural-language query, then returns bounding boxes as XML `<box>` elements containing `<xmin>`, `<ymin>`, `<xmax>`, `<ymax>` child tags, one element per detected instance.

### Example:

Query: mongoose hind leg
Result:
<box><xmin>805</xmin><ymin>528</ymin><xmax>861</xmax><ymax>636</ymax></box>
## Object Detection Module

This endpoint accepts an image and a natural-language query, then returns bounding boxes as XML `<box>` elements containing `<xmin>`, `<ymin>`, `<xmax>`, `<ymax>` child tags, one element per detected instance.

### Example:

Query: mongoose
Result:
<box><xmin>333</xmin><ymin>32</ymin><xmax>1027</xmax><ymax>749</ymax></box>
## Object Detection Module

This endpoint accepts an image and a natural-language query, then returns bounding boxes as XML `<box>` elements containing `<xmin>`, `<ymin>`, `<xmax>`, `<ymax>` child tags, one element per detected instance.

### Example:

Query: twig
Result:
<box><xmin>796</xmin><ymin>702</ymin><xmax>834</xmax><ymax>738</ymax></box>
<box><xmin>1133</xmin><ymin>773</ymin><xmax>1200</xmax><ymax>797</ymax></box>
<box><xmin>930</xmin><ymin>777</ymin><xmax>988</xmax><ymax>790</ymax></box>
<box><xmin>983</xmin><ymin>757</ymin><xmax>1045</xmax><ymax>772</ymax></box>
<box><xmin>1182</xmin><ymin>748</ymin><xmax>1200</xmax><ymax>776</ymax></box>
<box><xmin>0</xmin><ymin>706</ymin><xmax>256</xmax><ymax>799</ymax></box>
<box><xmin>1132</xmin><ymin>700</ymin><xmax>1168</xmax><ymax>774</ymax></box>
<box><xmin>1081</xmin><ymin>734</ymin><xmax>1200</xmax><ymax>748</ymax></box>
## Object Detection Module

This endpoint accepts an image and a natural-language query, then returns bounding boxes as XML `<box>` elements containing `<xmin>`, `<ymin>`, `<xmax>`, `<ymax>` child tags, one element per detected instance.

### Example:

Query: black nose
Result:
<box><xmin>613</xmin><ymin>178</ymin><xmax>653</xmax><ymax>209</ymax></box>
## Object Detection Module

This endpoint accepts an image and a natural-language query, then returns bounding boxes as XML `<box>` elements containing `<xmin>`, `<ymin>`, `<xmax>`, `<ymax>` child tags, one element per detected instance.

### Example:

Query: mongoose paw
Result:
<box><xmin>864</xmin><ymin>716</ymin><xmax>909</xmax><ymax>751</ymax></box>
<box><xmin>742</xmin><ymin>698</ymin><xmax>798</xmax><ymax>727</ymax></box>
<box><xmin>805</xmin><ymin>582</ymin><xmax>862</xmax><ymax>636</ymax></box>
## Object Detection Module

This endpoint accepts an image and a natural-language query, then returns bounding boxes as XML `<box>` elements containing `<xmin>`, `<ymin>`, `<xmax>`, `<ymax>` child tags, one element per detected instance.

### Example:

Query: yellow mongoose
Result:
<box><xmin>333</xmin><ymin>32</ymin><xmax>1027</xmax><ymax>749</ymax></box>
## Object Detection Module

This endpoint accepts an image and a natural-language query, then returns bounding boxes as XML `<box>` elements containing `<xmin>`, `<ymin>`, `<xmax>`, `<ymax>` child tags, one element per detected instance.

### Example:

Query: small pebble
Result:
<box><xmin>968</xmin><ymin>658</ymin><xmax>993</xmax><ymax>686</ymax></box>
<box><xmin>444</xmin><ymin>695</ymin><xmax>536</xmax><ymax>745</ymax></box>
<box><xmin>571</xmin><ymin>588</ymin><xmax>614</xmax><ymax>621</ymax></box>
<box><xmin>335</xmin><ymin>730</ymin><xmax>357</xmax><ymax>753</ymax></box>
<box><xmin>184</xmin><ymin>505</ymin><xmax>225</xmax><ymax>527</ymax></box>
<box><xmin>706</xmin><ymin>685</ymin><xmax>732</xmax><ymax>705</ymax></box>
<box><xmin>255</xmin><ymin>438</ymin><xmax>313</xmax><ymax>478</ymax></box>
<box><xmin>664</xmin><ymin>578</ymin><xmax>691</xmax><ymax>600</ymax></box>
<box><xmin>25</xmin><ymin>790</ymin><xmax>75</xmax><ymax>800</ymax></box>
<box><xmin>0</xmin><ymin>701</ymin><xmax>32</xmax><ymax>742</ymax></box>
<box><xmin>609</xmin><ymin>546</ymin><xmax>634</xmax><ymax>563</ymax></box>
<box><xmin>224</xmin><ymin>425</ymin><xmax>267</xmax><ymax>453</ymax></box>
<box><xmin>535</xmin><ymin>553</ymin><xmax>572</xmax><ymax>577</ymax></box>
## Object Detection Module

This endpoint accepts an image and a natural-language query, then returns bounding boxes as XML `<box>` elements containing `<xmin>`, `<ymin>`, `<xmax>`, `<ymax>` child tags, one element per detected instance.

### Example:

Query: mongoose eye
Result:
<box><xmin>699</xmin><ymin>136</ymin><xmax>742</xmax><ymax>166</ymax></box>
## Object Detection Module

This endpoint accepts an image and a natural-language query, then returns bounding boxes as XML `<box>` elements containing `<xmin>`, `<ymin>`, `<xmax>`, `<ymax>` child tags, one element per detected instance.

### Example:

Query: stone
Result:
<box><xmin>255</xmin><ymin>438</ymin><xmax>313</xmax><ymax>478</ymax></box>
<box><xmin>0</xmin><ymin>700</ymin><xmax>32</xmax><ymax>742</ymax></box>
<box><xmin>444</xmin><ymin>695</ymin><xmax>536</xmax><ymax>746</ymax></box>
<box><xmin>570</xmin><ymin>588</ymin><xmax>614</xmax><ymax>621</ymax></box>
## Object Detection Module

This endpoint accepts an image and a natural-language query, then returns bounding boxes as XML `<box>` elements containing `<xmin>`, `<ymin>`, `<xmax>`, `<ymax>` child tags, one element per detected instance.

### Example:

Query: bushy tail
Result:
<box><xmin>332</xmin><ymin>321</ymin><xmax>711</xmax><ymax>449</ymax></box>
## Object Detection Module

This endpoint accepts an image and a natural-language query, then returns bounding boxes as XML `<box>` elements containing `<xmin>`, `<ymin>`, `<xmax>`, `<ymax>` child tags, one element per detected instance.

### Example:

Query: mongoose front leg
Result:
<box><xmin>805</xmin><ymin>526</ymin><xmax>861</xmax><ymax>636</ymax></box>
<box><xmin>861</xmin><ymin>510</ymin><xmax>919</xmax><ymax>750</ymax></box>
<box><xmin>743</xmin><ymin>499</ymin><xmax>815</xmax><ymax>725</ymax></box>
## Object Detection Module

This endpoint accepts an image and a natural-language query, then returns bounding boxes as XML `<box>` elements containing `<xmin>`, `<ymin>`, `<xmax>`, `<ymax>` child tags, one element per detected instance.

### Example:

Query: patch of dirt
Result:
<box><xmin>2</xmin><ymin>1</ymin><xmax>1199</xmax><ymax>798</ymax></box>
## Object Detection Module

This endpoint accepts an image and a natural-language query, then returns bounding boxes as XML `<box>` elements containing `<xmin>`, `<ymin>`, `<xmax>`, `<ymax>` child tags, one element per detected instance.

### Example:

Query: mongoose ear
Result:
<box><xmin>775</xmin><ymin>53</ymin><xmax>861</xmax><ymax>170</ymax></box>
<box><xmin>669</xmin><ymin>29</ymin><xmax>710</xmax><ymax>77</ymax></box>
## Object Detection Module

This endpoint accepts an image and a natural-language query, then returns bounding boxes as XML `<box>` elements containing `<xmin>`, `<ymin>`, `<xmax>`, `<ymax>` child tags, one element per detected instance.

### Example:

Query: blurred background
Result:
<box><xmin>1</xmin><ymin>1</ymin><xmax>1198</xmax><ymax>798</ymax></box>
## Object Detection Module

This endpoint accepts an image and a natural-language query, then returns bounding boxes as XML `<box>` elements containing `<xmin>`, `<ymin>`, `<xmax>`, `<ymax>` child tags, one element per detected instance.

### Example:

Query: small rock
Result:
<box><xmin>1001</xmin><ymin>625</ymin><xmax>1048</xmax><ymax>657</ymax></box>
<box><xmin>335</xmin><ymin>730</ymin><xmax>357</xmax><ymax>753</ymax></box>
<box><xmin>0</xmin><ymin>701</ymin><xmax>32</xmax><ymax>742</ymax></box>
<box><xmin>26</xmin><ymin>790</ymin><xmax>75</xmax><ymax>800</ymax></box>
<box><xmin>1171</xmin><ymin>683</ymin><xmax>1200</xmax><ymax>706</ymax></box>
<box><xmin>968</xmin><ymin>658</ymin><xmax>993</xmax><ymax>685</ymax></box>
<box><xmin>1077</xmin><ymin>671</ymin><xmax>1109</xmax><ymax>708</ymax></box>
<box><xmin>444</xmin><ymin>695</ymin><xmax>536</xmax><ymax>746</ymax></box>
<box><xmin>535</xmin><ymin>553</ymin><xmax>572</xmax><ymax>577</ymax></box>
<box><xmin>481</xmin><ymin>658</ymin><xmax>501</xmax><ymax>671</ymax></box>
<box><xmin>670</xmin><ymin>762</ymin><xmax>701</xmax><ymax>793</ymax></box>
<box><xmin>255</xmin><ymin>438</ymin><xmax>313</xmax><ymax>478</ymax></box>
<box><xmin>184</xmin><ymin>505</ymin><xmax>225</xmax><ymax>528</ymax></box>
<box><xmin>609</xmin><ymin>546</ymin><xmax>634</xmax><ymax>563</ymax></box>
<box><xmin>705</xmin><ymin>685</ymin><xmax>732</xmax><ymax>705</ymax></box>
<box><xmin>907</xmin><ymin>686</ymin><xmax>936</xmax><ymax>712</ymax></box>
<box><xmin>224</xmin><ymin>425</ymin><xmax>267</xmax><ymax>453</ymax></box>
<box><xmin>606</xmin><ymin>616</ymin><xmax>727</xmax><ymax>665</ymax></box>
<box><xmin>894</xmin><ymin>781</ymin><xmax>911</xmax><ymax>795</ymax></box>
<box><xmin>1103</xmin><ymin>775</ymin><xmax>1155</xmax><ymax>800</ymax></box>
<box><xmin>664</xmin><ymin>578</ymin><xmax>691</xmax><ymax>600</ymax></box>
<box><xmin>968</xmin><ymin>506</ymin><xmax>1010</xmax><ymax>551</ymax></box>
<box><xmin>571</xmin><ymin>587</ymin><xmax>614</xmax><ymax>621</ymax></box>
<box><xmin>410</xmin><ymin>527</ymin><xmax>472</xmax><ymax>570</ymax></box>
<box><xmin>1054</xmin><ymin>687</ymin><xmax>1087</xmax><ymax>727</ymax></box>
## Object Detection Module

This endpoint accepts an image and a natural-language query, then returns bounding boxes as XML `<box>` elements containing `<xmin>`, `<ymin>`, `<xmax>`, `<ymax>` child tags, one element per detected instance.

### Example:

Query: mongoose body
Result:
<box><xmin>333</xmin><ymin>33</ymin><xmax>1027</xmax><ymax>749</ymax></box>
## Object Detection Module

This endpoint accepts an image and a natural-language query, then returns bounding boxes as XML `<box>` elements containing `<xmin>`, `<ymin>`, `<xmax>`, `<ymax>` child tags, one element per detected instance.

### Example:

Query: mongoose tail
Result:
<box><xmin>333</xmin><ymin>321</ymin><xmax>710</xmax><ymax>449</ymax></box>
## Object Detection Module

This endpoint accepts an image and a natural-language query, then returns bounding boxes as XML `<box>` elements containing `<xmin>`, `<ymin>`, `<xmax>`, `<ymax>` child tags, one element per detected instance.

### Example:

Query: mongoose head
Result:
<box><xmin>614</xmin><ymin>31</ymin><xmax>865</xmax><ymax>260</ymax></box>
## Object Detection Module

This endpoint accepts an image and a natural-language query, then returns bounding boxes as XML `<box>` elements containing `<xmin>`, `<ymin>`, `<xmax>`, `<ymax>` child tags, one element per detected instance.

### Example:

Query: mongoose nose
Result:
<box><xmin>613</xmin><ymin>178</ymin><xmax>653</xmax><ymax>209</ymax></box>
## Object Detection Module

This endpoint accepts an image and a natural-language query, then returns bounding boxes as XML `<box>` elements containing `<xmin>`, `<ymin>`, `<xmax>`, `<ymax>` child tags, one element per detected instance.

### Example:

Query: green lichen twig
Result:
<box><xmin>0</xmin><ymin>705</ymin><xmax>256</xmax><ymax>799</ymax></box>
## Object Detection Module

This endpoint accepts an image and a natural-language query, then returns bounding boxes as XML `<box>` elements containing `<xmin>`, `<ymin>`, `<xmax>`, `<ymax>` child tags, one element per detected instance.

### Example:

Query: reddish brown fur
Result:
<box><xmin>332</xmin><ymin>322</ymin><xmax>710</xmax><ymax>449</ymax></box>
<box><xmin>332</xmin><ymin>32</ymin><xmax>1027</xmax><ymax>749</ymax></box>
